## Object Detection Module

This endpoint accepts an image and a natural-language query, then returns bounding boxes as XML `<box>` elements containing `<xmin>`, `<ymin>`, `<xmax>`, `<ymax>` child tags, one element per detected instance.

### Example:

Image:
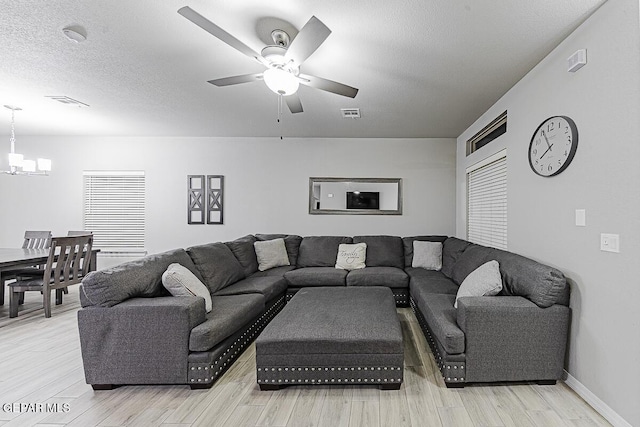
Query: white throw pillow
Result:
<box><xmin>254</xmin><ymin>238</ymin><xmax>290</xmax><ymax>271</ymax></box>
<box><xmin>412</xmin><ymin>241</ymin><xmax>442</xmax><ymax>270</ymax></box>
<box><xmin>454</xmin><ymin>260</ymin><xmax>502</xmax><ymax>308</ymax></box>
<box><xmin>162</xmin><ymin>263</ymin><xmax>212</xmax><ymax>312</ymax></box>
<box><xmin>335</xmin><ymin>243</ymin><xmax>367</xmax><ymax>270</ymax></box>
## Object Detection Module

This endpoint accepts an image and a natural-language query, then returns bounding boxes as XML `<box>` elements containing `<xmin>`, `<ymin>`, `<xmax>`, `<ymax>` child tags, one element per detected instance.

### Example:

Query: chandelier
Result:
<box><xmin>2</xmin><ymin>105</ymin><xmax>51</xmax><ymax>176</ymax></box>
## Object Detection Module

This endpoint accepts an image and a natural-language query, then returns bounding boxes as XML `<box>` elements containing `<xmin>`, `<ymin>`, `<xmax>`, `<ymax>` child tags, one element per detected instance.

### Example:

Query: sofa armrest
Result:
<box><xmin>456</xmin><ymin>296</ymin><xmax>570</xmax><ymax>383</ymax></box>
<box><xmin>78</xmin><ymin>296</ymin><xmax>206</xmax><ymax>386</ymax></box>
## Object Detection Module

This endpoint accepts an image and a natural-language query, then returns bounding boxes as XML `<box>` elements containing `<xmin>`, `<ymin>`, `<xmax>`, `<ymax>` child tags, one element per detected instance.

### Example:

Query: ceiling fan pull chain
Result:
<box><xmin>277</xmin><ymin>95</ymin><xmax>284</xmax><ymax>140</ymax></box>
<box><xmin>277</xmin><ymin>94</ymin><xmax>282</xmax><ymax>123</ymax></box>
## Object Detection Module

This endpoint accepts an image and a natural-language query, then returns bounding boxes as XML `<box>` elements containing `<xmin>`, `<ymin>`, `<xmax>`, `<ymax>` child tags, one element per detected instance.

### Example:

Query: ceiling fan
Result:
<box><xmin>178</xmin><ymin>6</ymin><xmax>358</xmax><ymax>114</ymax></box>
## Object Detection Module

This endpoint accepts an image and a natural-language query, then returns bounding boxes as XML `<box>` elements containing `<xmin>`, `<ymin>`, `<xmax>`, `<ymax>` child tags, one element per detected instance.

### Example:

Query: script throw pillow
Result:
<box><xmin>454</xmin><ymin>260</ymin><xmax>502</xmax><ymax>308</ymax></box>
<box><xmin>162</xmin><ymin>263</ymin><xmax>212</xmax><ymax>312</ymax></box>
<box><xmin>335</xmin><ymin>243</ymin><xmax>367</xmax><ymax>270</ymax></box>
<box><xmin>254</xmin><ymin>238</ymin><xmax>290</xmax><ymax>271</ymax></box>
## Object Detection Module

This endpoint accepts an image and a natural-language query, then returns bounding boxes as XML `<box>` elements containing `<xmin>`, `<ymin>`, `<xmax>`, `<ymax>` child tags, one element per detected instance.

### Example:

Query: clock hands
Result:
<box><xmin>542</xmin><ymin>130</ymin><xmax>552</xmax><ymax>149</ymax></box>
<box><xmin>540</xmin><ymin>144</ymin><xmax>554</xmax><ymax>159</ymax></box>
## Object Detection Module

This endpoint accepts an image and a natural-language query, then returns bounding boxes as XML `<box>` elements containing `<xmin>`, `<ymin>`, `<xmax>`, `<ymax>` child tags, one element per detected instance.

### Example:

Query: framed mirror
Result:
<box><xmin>309</xmin><ymin>177</ymin><xmax>403</xmax><ymax>215</ymax></box>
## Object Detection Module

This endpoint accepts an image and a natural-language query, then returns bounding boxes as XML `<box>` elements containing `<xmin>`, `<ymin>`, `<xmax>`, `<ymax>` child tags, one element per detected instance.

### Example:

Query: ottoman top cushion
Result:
<box><xmin>257</xmin><ymin>287</ymin><xmax>402</xmax><ymax>355</ymax></box>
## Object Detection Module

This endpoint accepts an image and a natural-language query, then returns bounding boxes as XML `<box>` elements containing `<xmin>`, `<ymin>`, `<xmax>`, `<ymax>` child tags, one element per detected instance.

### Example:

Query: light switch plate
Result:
<box><xmin>575</xmin><ymin>209</ymin><xmax>586</xmax><ymax>226</ymax></box>
<box><xmin>600</xmin><ymin>233</ymin><xmax>620</xmax><ymax>253</ymax></box>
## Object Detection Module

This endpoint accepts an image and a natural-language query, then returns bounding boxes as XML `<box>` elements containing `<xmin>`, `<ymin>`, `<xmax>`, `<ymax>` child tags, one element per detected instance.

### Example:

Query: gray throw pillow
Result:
<box><xmin>254</xmin><ymin>238</ymin><xmax>290</xmax><ymax>271</ymax></box>
<box><xmin>455</xmin><ymin>260</ymin><xmax>502</xmax><ymax>308</ymax></box>
<box><xmin>186</xmin><ymin>242</ymin><xmax>245</xmax><ymax>293</ymax></box>
<box><xmin>161</xmin><ymin>263</ymin><xmax>212</xmax><ymax>312</ymax></box>
<box><xmin>412</xmin><ymin>241</ymin><xmax>442</xmax><ymax>270</ymax></box>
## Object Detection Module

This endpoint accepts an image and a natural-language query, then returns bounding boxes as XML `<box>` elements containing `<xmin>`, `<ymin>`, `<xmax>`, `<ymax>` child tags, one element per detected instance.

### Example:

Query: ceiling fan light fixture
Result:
<box><xmin>263</xmin><ymin>67</ymin><xmax>299</xmax><ymax>96</ymax></box>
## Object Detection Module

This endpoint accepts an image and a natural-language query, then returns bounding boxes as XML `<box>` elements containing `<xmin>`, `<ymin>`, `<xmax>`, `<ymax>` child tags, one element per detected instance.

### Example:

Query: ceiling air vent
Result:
<box><xmin>340</xmin><ymin>108</ymin><xmax>361</xmax><ymax>119</ymax></box>
<box><xmin>45</xmin><ymin>96</ymin><xmax>90</xmax><ymax>107</ymax></box>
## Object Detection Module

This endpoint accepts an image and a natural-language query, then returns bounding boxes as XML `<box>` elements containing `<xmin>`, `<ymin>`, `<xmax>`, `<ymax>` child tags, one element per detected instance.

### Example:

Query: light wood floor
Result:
<box><xmin>0</xmin><ymin>287</ymin><xmax>611</xmax><ymax>427</ymax></box>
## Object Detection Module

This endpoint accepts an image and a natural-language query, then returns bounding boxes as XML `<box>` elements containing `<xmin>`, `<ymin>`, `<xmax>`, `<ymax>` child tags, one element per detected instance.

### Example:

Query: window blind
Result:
<box><xmin>83</xmin><ymin>171</ymin><xmax>146</xmax><ymax>252</ymax></box>
<box><xmin>467</xmin><ymin>153</ymin><xmax>507</xmax><ymax>250</ymax></box>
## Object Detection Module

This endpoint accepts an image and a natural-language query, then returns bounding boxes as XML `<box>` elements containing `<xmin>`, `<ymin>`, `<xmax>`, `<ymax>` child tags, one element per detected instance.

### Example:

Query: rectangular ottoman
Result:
<box><xmin>256</xmin><ymin>286</ymin><xmax>404</xmax><ymax>390</ymax></box>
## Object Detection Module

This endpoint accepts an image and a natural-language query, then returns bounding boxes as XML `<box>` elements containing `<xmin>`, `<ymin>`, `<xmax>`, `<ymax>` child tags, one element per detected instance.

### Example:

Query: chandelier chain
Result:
<box><xmin>9</xmin><ymin>108</ymin><xmax>16</xmax><ymax>148</ymax></box>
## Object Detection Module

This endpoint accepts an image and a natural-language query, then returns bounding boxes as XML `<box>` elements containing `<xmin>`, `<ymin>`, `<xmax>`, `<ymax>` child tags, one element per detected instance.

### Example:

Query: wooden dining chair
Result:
<box><xmin>61</xmin><ymin>232</ymin><xmax>92</xmax><ymax>294</ymax></box>
<box><xmin>8</xmin><ymin>234</ymin><xmax>93</xmax><ymax>318</ymax></box>
<box><xmin>22</xmin><ymin>231</ymin><xmax>53</xmax><ymax>249</ymax></box>
<box><xmin>0</xmin><ymin>231</ymin><xmax>52</xmax><ymax>306</ymax></box>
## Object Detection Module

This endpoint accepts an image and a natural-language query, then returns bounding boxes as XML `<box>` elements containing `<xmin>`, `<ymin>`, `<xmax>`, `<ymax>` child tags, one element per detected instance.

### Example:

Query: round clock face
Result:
<box><xmin>528</xmin><ymin>116</ymin><xmax>578</xmax><ymax>177</ymax></box>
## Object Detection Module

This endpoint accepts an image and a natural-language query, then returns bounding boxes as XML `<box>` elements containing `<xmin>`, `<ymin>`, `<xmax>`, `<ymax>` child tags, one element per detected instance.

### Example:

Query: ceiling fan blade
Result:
<box><xmin>208</xmin><ymin>73</ymin><xmax>263</xmax><ymax>87</ymax></box>
<box><xmin>284</xmin><ymin>94</ymin><xmax>303</xmax><ymax>114</ymax></box>
<box><xmin>298</xmin><ymin>73</ymin><xmax>359</xmax><ymax>98</ymax></box>
<box><xmin>284</xmin><ymin>16</ymin><xmax>331</xmax><ymax>66</ymax></box>
<box><xmin>178</xmin><ymin>7</ymin><xmax>267</xmax><ymax>66</ymax></box>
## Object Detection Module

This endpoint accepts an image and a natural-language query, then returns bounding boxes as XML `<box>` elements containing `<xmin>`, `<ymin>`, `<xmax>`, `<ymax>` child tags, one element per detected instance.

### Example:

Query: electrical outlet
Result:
<box><xmin>600</xmin><ymin>233</ymin><xmax>620</xmax><ymax>253</ymax></box>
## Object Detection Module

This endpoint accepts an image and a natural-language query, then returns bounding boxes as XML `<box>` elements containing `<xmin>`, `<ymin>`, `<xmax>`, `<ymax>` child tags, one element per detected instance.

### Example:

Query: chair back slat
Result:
<box><xmin>42</xmin><ymin>235</ymin><xmax>93</xmax><ymax>290</ymax></box>
<box><xmin>22</xmin><ymin>231</ymin><xmax>52</xmax><ymax>249</ymax></box>
<box><xmin>67</xmin><ymin>231</ymin><xmax>92</xmax><ymax>236</ymax></box>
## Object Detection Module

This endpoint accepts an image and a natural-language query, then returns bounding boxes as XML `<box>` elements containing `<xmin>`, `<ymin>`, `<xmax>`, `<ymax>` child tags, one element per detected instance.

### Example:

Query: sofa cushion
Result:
<box><xmin>352</xmin><ymin>235</ymin><xmax>404</xmax><ymax>268</ymax></box>
<box><xmin>80</xmin><ymin>249</ymin><xmax>200</xmax><ymax>308</ymax></box>
<box><xmin>450</xmin><ymin>245</ymin><xmax>497</xmax><ymax>285</ymax></box>
<box><xmin>284</xmin><ymin>267</ymin><xmax>348</xmax><ymax>287</ymax></box>
<box><xmin>296</xmin><ymin>236</ymin><xmax>352</xmax><ymax>267</ymax></box>
<box><xmin>335</xmin><ymin>243</ymin><xmax>367</xmax><ymax>270</ymax></box>
<box><xmin>412</xmin><ymin>241</ymin><xmax>443</xmax><ymax>270</ymax></box>
<box><xmin>250</xmin><ymin>265</ymin><xmax>296</xmax><ymax>278</ymax></box>
<box><xmin>161</xmin><ymin>263</ymin><xmax>212</xmax><ymax>312</ymax></box>
<box><xmin>455</xmin><ymin>260</ymin><xmax>502</xmax><ymax>308</ymax></box>
<box><xmin>441</xmin><ymin>237</ymin><xmax>473</xmax><ymax>278</ymax></box>
<box><xmin>225</xmin><ymin>235</ymin><xmax>258</xmax><ymax>277</ymax></box>
<box><xmin>255</xmin><ymin>234</ymin><xmax>303</xmax><ymax>266</ymax></box>
<box><xmin>257</xmin><ymin>287</ymin><xmax>401</xmax><ymax>355</ymax></box>
<box><xmin>212</xmin><ymin>276</ymin><xmax>287</xmax><ymax>303</ymax></box>
<box><xmin>189</xmin><ymin>293</ymin><xmax>265</xmax><ymax>352</ymax></box>
<box><xmin>411</xmin><ymin>290</ymin><xmax>465</xmax><ymax>354</ymax></box>
<box><xmin>491</xmin><ymin>249</ymin><xmax>570</xmax><ymax>308</ymax></box>
<box><xmin>402</xmin><ymin>235</ymin><xmax>448</xmax><ymax>267</ymax></box>
<box><xmin>254</xmin><ymin>238</ymin><xmax>290</xmax><ymax>271</ymax></box>
<box><xmin>346</xmin><ymin>266</ymin><xmax>409</xmax><ymax>288</ymax></box>
<box><xmin>186</xmin><ymin>242</ymin><xmax>245</xmax><ymax>294</ymax></box>
<box><xmin>406</xmin><ymin>268</ymin><xmax>459</xmax><ymax>295</ymax></box>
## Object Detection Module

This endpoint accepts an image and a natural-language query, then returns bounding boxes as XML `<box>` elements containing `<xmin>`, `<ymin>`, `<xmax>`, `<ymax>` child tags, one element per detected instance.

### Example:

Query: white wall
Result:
<box><xmin>456</xmin><ymin>1</ymin><xmax>640</xmax><ymax>425</ymax></box>
<box><xmin>0</xmin><ymin>137</ymin><xmax>456</xmax><ymax>256</ymax></box>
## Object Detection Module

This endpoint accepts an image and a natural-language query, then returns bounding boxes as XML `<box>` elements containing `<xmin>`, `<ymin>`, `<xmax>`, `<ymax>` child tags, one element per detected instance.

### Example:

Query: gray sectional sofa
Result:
<box><xmin>77</xmin><ymin>233</ymin><xmax>571</xmax><ymax>390</ymax></box>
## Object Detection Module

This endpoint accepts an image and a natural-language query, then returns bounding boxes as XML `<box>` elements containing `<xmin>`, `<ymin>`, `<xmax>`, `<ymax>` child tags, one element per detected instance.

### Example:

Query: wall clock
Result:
<box><xmin>528</xmin><ymin>116</ymin><xmax>578</xmax><ymax>177</ymax></box>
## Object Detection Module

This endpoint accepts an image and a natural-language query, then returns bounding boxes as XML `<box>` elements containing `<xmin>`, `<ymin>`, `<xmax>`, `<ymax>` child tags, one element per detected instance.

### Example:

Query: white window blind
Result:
<box><xmin>466</xmin><ymin>151</ymin><xmax>507</xmax><ymax>250</ymax></box>
<box><xmin>83</xmin><ymin>171</ymin><xmax>146</xmax><ymax>253</ymax></box>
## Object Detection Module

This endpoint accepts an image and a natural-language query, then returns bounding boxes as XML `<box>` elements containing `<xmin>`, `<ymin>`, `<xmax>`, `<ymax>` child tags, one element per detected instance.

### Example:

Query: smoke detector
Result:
<box><xmin>62</xmin><ymin>26</ymin><xmax>86</xmax><ymax>43</ymax></box>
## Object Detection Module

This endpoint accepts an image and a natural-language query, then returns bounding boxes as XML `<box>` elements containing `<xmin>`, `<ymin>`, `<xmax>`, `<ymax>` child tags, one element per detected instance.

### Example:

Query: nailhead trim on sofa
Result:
<box><xmin>410</xmin><ymin>297</ymin><xmax>466</xmax><ymax>386</ymax></box>
<box><xmin>257</xmin><ymin>366</ymin><xmax>403</xmax><ymax>386</ymax></box>
<box><xmin>187</xmin><ymin>294</ymin><xmax>286</xmax><ymax>387</ymax></box>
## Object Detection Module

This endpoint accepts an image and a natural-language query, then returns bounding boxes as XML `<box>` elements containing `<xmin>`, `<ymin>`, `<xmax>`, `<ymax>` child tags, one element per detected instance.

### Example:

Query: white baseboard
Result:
<box><xmin>563</xmin><ymin>370</ymin><xmax>632</xmax><ymax>427</ymax></box>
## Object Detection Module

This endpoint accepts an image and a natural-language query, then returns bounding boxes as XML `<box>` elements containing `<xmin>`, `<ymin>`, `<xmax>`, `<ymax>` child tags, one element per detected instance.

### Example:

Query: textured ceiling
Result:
<box><xmin>0</xmin><ymin>0</ymin><xmax>606</xmax><ymax>138</ymax></box>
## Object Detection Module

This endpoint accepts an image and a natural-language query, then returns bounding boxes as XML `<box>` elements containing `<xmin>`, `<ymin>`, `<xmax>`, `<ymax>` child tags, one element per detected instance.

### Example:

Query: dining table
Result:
<box><xmin>0</xmin><ymin>247</ymin><xmax>100</xmax><ymax>305</ymax></box>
